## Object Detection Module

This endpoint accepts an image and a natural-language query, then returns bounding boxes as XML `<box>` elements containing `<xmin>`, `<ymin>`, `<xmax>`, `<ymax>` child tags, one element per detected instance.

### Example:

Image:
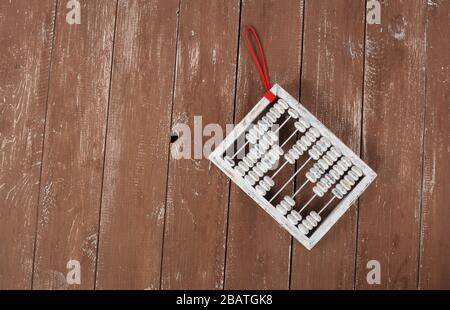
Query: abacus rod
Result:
<box><xmin>231</xmin><ymin>140</ymin><xmax>249</xmax><ymax>159</ymax></box>
<box><xmin>299</xmin><ymin>194</ymin><xmax>316</xmax><ymax>213</ymax></box>
<box><xmin>292</xmin><ymin>179</ymin><xmax>309</xmax><ymax>198</ymax></box>
<box><xmin>269</xmin><ymin>157</ymin><xmax>312</xmax><ymax>202</ymax></box>
<box><xmin>319</xmin><ymin>196</ymin><xmax>336</xmax><ymax>215</ymax></box>
<box><xmin>270</xmin><ymin>160</ymin><xmax>288</xmax><ymax>178</ymax></box>
<box><xmin>280</xmin><ymin>129</ymin><xmax>298</xmax><ymax>148</ymax></box>
<box><xmin>274</xmin><ymin>116</ymin><xmax>291</xmax><ymax>134</ymax></box>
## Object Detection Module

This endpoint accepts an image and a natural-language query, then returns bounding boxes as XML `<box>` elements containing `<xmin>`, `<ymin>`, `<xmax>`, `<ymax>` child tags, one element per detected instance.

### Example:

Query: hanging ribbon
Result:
<box><xmin>244</xmin><ymin>25</ymin><xmax>277</xmax><ymax>103</ymax></box>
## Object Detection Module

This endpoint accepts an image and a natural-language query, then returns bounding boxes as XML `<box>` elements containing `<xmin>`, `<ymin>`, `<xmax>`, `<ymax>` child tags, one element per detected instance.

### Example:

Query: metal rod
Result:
<box><xmin>270</xmin><ymin>161</ymin><xmax>288</xmax><ymax>178</ymax></box>
<box><xmin>269</xmin><ymin>157</ymin><xmax>312</xmax><ymax>202</ymax></box>
<box><xmin>280</xmin><ymin>129</ymin><xmax>298</xmax><ymax>148</ymax></box>
<box><xmin>231</xmin><ymin>140</ymin><xmax>249</xmax><ymax>159</ymax></box>
<box><xmin>319</xmin><ymin>196</ymin><xmax>336</xmax><ymax>214</ymax></box>
<box><xmin>299</xmin><ymin>194</ymin><xmax>316</xmax><ymax>213</ymax></box>
<box><xmin>292</xmin><ymin>180</ymin><xmax>309</xmax><ymax>198</ymax></box>
<box><xmin>274</xmin><ymin>116</ymin><xmax>291</xmax><ymax>134</ymax></box>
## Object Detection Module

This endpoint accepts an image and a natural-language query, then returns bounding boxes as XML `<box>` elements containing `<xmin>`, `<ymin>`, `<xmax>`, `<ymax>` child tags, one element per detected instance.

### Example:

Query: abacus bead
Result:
<box><xmin>335</xmin><ymin>183</ymin><xmax>348</xmax><ymax>195</ymax></box>
<box><xmin>291</xmin><ymin>145</ymin><xmax>303</xmax><ymax>157</ymax></box>
<box><xmin>278</xmin><ymin>98</ymin><xmax>289</xmax><ymax>109</ymax></box>
<box><xmin>291</xmin><ymin>210</ymin><xmax>302</xmax><ymax>221</ymax></box>
<box><xmin>260</xmin><ymin>159</ymin><xmax>272</xmax><ymax>171</ymax></box>
<box><xmin>249</xmin><ymin>127</ymin><xmax>259</xmax><ymax>138</ymax></box>
<box><xmin>312</xmin><ymin>145</ymin><xmax>324</xmax><ymax>156</ymax></box>
<box><xmin>266</xmin><ymin>111</ymin><xmax>277</xmax><ymax>123</ymax></box>
<box><xmin>329</xmin><ymin>169</ymin><xmax>340</xmax><ymax>180</ymax></box>
<box><xmin>336</xmin><ymin>160</ymin><xmax>348</xmax><ymax>172</ymax></box>
<box><xmin>305</xmin><ymin>171</ymin><xmax>317</xmax><ymax>183</ymax></box>
<box><xmin>317</xmin><ymin>159</ymin><xmax>329</xmax><ymax>170</ymax></box>
<box><xmin>298</xmin><ymin>223</ymin><xmax>309</xmax><ymax>235</ymax></box>
<box><xmin>289</xmin><ymin>148</ymin><xmax>301</xmax><ymax>160</ymax></box>
<box><xmin>327</xmin><ymin>150</ymin><xmax>338</xmax><ymax>162</ymax></box>
<box><xmin>247</xmin><ymin>152</ymin><xmax>258</xmax><ymax>163</ymax></box>
<box><xmin>254</xmin><ymin>124</ymin><xmax>265</xmax><ymax>136</ymax></box>
<box><xmin>259</xmin><ymin>139</ymin><xmax>270</xmax><ymax>151</ymax></box>
<box><xmin>344</xmin><ymin>175</ymin><xmax>355</xmax><ymax>186</ymax></box>
<box><xmin>352</xmin><ymin>165</ymin><xmax>364</xmax><ymax>177</ymax></box>
<box><xmin>306</xmin><ymin>215</ymin><xmax>317</xmax><ymax>227</ymax></box>
<box><xmin>298</xmin><ymin>118</ymin><xmax>310</xmax><ymax>129</ymax></box>
<box><xmin>235</xmin><ymin>166</ymin><xmax>245</xmax><ymax>177</ymax></box>
<box><xmin>332</xmin><ymin>187</ymin><xmax>344</xmax><ymax>199</ymax></box>
<box><xmin>272</xmin><ymin>144</ymin><xmax>284</xmax><ymax>156</ymax></box>
<box><xmin>224</xmin><ymin>156</ymin><xmax>235</xmax><ymax>167</ymax></box>
<box><xmin>309</xmin><ymin>127</ymin><xmax>321</xmax><ymax>138</ymax></box>
<box><xmin>280</xmin><ymin>200</ymin><xmax>292</xmax><ymax>212</ymax></box>
<box><xmin>316</xmin><ymin>140</ymin><xmax>328</xmax><ymax>152</ymax></box>
<box><xmin>260</xmin><ymin>180</ymin><xmax>271</xmax><ymax>191</ymax></box>
<box><xmin>313</xmin><ymin>185</ymin><xmax>325</xmax><ymax>197</ymax></box>
<box><xmin>340</xmin><ymin>179</ymin><xmax>351</xmax><ymax>191</ymax></box>
<box><xmin>294</xmin><ymin>121</ymin><xmax>307</xmax><ymax>133</ymax></box>
<box><xmin>254</xmin><ymin>144</ymin><xmax>264</xmax><ymax>155</ymax></box>
<box><xmin>269</xmin><ymin>149</ymin><xmax>280</xmax><ymax>161</ymax></box>
<box><xmin>330</xmin><ymin>146</ymin><xmax>342</xmax><ymax>158</ymax></box>
<box><xmin>302</xmin><ymin>219</ymin><xmax>313</xmax><ymax>230</ymax></box>
<box><xmin>333</xmin><ymin>164</ymin><xmax>344</xmax><ymax>176</ymax></box>
<box><xmin>246</xmin><ymin>132</ymin><xmax>257</xmax><ymax>144</ymax></box>
<box><xmin>288</xmin><ymin>108</ymin><xmax>300</xmax><ymax>119</ymax></box>
<box><xmin>305</xmin><ymin>131</ymin><xmax>317</xmax><ymax>143</ymax></box>
<box><xmin>276</xmin><ymin>205</ymin><xmax>288</xmax><ymax>215</ymax></box>
<box><xmin>255</xmin><ymin>185</ymin><xmax>266</xmax><ymax>196</ymax></box>
<box><xmin>253</xmin><ymin>166</ymin><xmax>264</xmax><ymax>178</ymax></box>
<box><xmin>284</xmin><ymin>196</ymin><xmax>296</xmax><ymax>206</ymax></box>
<box><xmin>284</xmin><ymin>153</ymin><xmax>296</xmax><ymax>164</ymax></box>
<box><xmin>264</xmin><ymin>176</ymin><xmax>275</xmax><ymax>187</ymax></box>
<box><xmin>243</xmin><ymin>156</ymin><xmax>254</xmax><ymax>167</ymax></box>
<box><xmin>324</xmin><ymin>173</ymin><xmax>335</xmax><ymax>184</ymax></box>
<box><xmin>248</xmin><ymin>170</ymin><xmax>260</xmax><ymax>182</ymax></box>
<box><xmin>320</xmin><ymin>136</ymin><xmax>332</xmax><ymax>148</ymax></box>
<box><xmin>309</xmin><ymin>148</ymin><xmax>320</xmax><ymax>160</ymax></box>
<box><xmin>238</xmin><ymin>160</ymin><xmax>250</xmax><ymax>172</ymax></box>
<box><xmin>310</xmin><ymin>211</ymin><xmax>321</xmax><ymax>222</ymax></box>
<box><xmin>313</xmin><ymin>163</ymin><xmax>325</xmax><ymax>175</ymax></box>
<box><xmin>258</xmin><ymin>120</ymin><xmax>269</xmax><ymax>132</ymax></box>
<box><xmin>341</xmin><ymin>156</ymin><xmax>352</xmax><ymax>167</ymax></box>
<box><xmin>322</xmin><ymin>154</ymin><xmax>333</xmax><ymax>166</ymax></box>
<box><xmin>296</xmin><ymin>140</ymin><xmax>309</xmax><ymax>151</ymax></box>
<box><xmin>270</xmin><ymin>107</ymin><xmax>281</xmax><ymax>118</ymax></box>
<box><xmin>245</xmin><ymin>175</ymin><xmax>256</xmax><ymax>186</ymax></box>
<box><xmin>348</xmin><ymin>170</ymin><xmax>359</xmax><ymax>182</ymax></box>
<box><xmin>321</xmin><ymin>177</ymin><xmax>332</xmax><ymax>189</ymax></box>
<box><xmin>262</xmin><ymin>135</ymin><xmax>274</xmax><ymax>147</ymax></box>
<box><xmin>267</xmin><ymin>130</ymin><xmax>279</xmax><ymax>142</ymax></box>
<box><xmin>273</xmin><ymin>103</ymin><xmax>285</xmax><ymax>114</ymax></box>
<box><xmin>301</xmin><ymin>135</ymin><xmax>313</xmax><ymax>147</ymax></box>
<box><xmin>317</xmin><ymin>180</ymin><xmax>328</xmax><ymax>193</ymax></box>
<box><xmin>310</xmin><ymin>166</ymin><xmax>321</xmax><ymax>179</ymax></box>
<box><xmin>262</xmin><ymin>116</ymin><xmax>273</xmax><ymax>127</ymax></box>
<box><xmin>287</xmin><ymin>214</ymin><xmax>299</xmax><ymax>225</ymax></box>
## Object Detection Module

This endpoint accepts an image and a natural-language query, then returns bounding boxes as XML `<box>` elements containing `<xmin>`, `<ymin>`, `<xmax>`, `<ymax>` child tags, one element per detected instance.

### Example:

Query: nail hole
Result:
<box><xmin>170</xmin><ymin>131</ymin><xmax>179</xmax><ymax>143</ymax></box>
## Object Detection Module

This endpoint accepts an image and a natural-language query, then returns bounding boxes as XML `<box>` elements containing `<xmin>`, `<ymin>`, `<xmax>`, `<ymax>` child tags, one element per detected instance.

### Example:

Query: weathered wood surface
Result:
<box><xmin>1</xmin><ymin>0</ymin><xmax>449</xmax><ymax>289</ymax></box>
<box><xmin>32</xmin><ymin>0</ymin><xmax>116</xmax><ymax>289</ymax></box>
<box><xmin>0</xmin><ymin>0</ymin><xmax>56</xmax><ymax>289</ymax></box>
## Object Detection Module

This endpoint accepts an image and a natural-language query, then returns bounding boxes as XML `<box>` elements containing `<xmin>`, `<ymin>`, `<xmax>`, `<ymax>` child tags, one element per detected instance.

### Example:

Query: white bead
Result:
<box><xmin>243</xmin><ymin>156</ymin><xmax>254</xmax><ymax>167</ymax></box>
<box><xmin>266</xmin><ymin>111</ymin><xmax>277</xmax><ymax>123</ymax></box>
<box><xmin>309</xmin><ymin>127</ymin><xmax>321</xmax><ymax>138</ymax></box>
<box><xmin>296</xmin><ymin>139</ymin><xmax>309</xmax><ymax>151</ymax></box>
<box><xmin>262</xmin><ymin>116</ymin><xmax>273</xmax><ymax>127</ymax></box>
<box><xmin>280</xmin><ymin>200</ymin><xmax>292</xmax><ymax>212</ymax></box>
<box><xmin>287</xmin><ymin>214</ymin><xmax>299</xmax><ymax>225</ymax></box>
<box><xmin>302</xmin><ymin>218</ymin><xmax>313</xmax><ymax>230</ymax></box>
<box><xmin>258</xmin><ymin>120</ymin><xmax>269</xmax><ymax>132</ymax></box>
<box><xmin>332</xmin><ymin>187</ymin><xmax>344</xmax><ymax>199</ymax></box>
<box><xmin>309</xmin><ymin>148</ymin><xmax>320</xmax><ymax>160</ymax></box>
<box><xmin>329</xmin><ymin>169</ymin><xmax>340</xmax><ymax>180</ymax></box>
<box><xmin>259</xmin><ymin>139</ymin><xmax>270</xmax><ymax>151</ymax></box>
<box><xmin>330</xmin><ymin>146</ymin><xmax>342</xmax><ymax>158</ymax></box>
<box><xmin>289</xmin><ymin>148</ymin><xmax>301</xmax><ymax>160</ymax></box>
<box><xmin>298</xmin><ymin>118</ymin><xmax>310</xmax><ymax>129</ymax></box>
<box><xmin>340</xmin><ymin>179</ymin><xmax>351</xmax><ymax>191</ymax></box>
<box><xmin>267</xmin><ymin>130</ymin><xmax>278</xmax><ymax>142</ymax></box>
<box><xmin>336</xmin><ymin>160</ymin><xmax>348</xmax><ymax>172</ymax></box>
<box><xmin>333</xmin><ymin>164</ymin><xmax>344</xmax><ymax>176</ymax></box>
<box><xmin>252</xmin><ymin>166</ymin><xmax>264</xmax><ymax>178</ymax></box>
<box><xmin>327</xmin><ymin>150</ymin><xmax>338</xmax><ymax>162</ymax></box>
<box><xmin>246</xmin><ymin>132</ymin><xmax>257</xmax><ymax>144</ymax></box>
<box><xmin>301</xmin><ymin>135</ymin><xmax>313</xmax><ymax>147</ymax></box>
<box><xmin>224</xmin><ymin>156</ymin><xmax>235</xmax><ymax>167</ymax></box>
<box><xmin>317</xmin><ymin>181</ymin><xmax>328</xmax><ymax>193</ymax></box>
<box><xmin>320</xmin><ymin>177</ymin><xmax>332</xmax><ymax>189</ymax></box>
<box><xmin>324</xmin><ymin>173</ymin><xmax>336</xmax><ymax>184</ymax></box>
<box><xmin>316</xmin><ymin>140</ymin><xmax>328</xmax><ymax>153</ymax></box>
<box><xmin>247</xmin><ymin>152</ymin><xmax>258</xmax><ymax>163</ymax></box>
<box><xmin>284</xmin><ymin>196</ymin><xmax>296</xmax><ymax>206</ymax></box>
<box><xmin>273</xmin><ymin>103</ymin><xmax>285</xmax><ymax>114</ymax></box>
<box><xmin>291</xmin><ymin>210</ymin><xmax>302</xmax><ymax>221</ymax></box>
<box><xmin>260</xmin><ymin>180</ymin><xmax>271</xmax><ymax>191</ymax></box>
<box><xmin>287</xmin><ymin>108</ymin><xmax>300</xmax><ymax>119</ymax></box>
<box><xmin>312</xmin><ymin>145</ymin><xmax>324</xmax><ymax>157</ymax></box>
<box><xmin>348</xmin><ymin>170</ymin><xmax>359</xmax><ymax>182</ymax></box>
<box><xmin>249</xmin><ymin>127</ymin><xmax>261</xmax><ymax>139</ymax></box>
<box><xmin>245</xmin><ymin>175</ymin><xmax>256</xmax><ymax>186</ymax></box>
<box><xmin>310</xmin><ymin>211</ymin><xmax>321</xmax><ymax>222</ymax></box>
<box><xmin>284</xmin><ymin>153</ymin><xmax>296</xmax><ymax>164</ymax></box>
<box><xmin>306</xmin><ymin>215</ymin><xmax>317</xmax><ymax>227</ymax></box>
<box><xmin>260</xmin><ymin>159</ymin><xmax>272</xmax><ymax>171</ymax></box>
<box><xmin>313</xmin><ymin>185</ymin><xmax>325</xmax><ymax>197</ymax></box>
<box><xmin>262</xmin><ymin>134</ymin><xmax>274</xmax><ymax>147</ymax></box>
<box><xmin>276</xmin><ymin>205</ymin><xmax>288</xmax><ymax>215</ymax></box>
<box><xmin>264</xmin><ymin>176</ymin><xmax>275</xmax><ymax>187</ymax></box>
<box><xmin>272</xmin><ymin>144</ymin><xmax>284</xmax><ymax>156</ymax></box>
<box><xmin>305</xmin><ymin>131</ymin><xmax>317</xmax><ymax>143</ymax></box>
<box><xmin>322</xmin><ymin>154</ymin><xmax>333</xmax><ymax>166</ymax></box>
<box><xmin>294</xmin><ymin>121</ymin><xmax>307</xmax><ymax>133</ymax></box>
<box><xmin>270</xmin><ymin>107</ymin><xmax>281</xmax><ymax>118</ymax></box>
<box><xmin>268</xmin><ymin>148</ymin><xmax>280</xmax><ymax>160</ymax></box>
<box><xmin>313</xmin><ymin>163</ymin><xmax>325</xmax><ymax>175</ymax></box>
<box><xmin>344</xmin><ymin>175</ymin><xmax>355</xmax><ymax>186</ymax></box>
<box><xmin>248</xmin><ymin>170</ymin><xmax>260</xmax><ymax>183</ymax></box>
<box><xmin>335</xmin><ymin>183</ymin><xmax>347</xmax><ymax>195</ymax></box>
<box><xmin>352</xmin><ymin>165</ymin><xmax>363</xmax><ymax>177</ymax></box>
<box><xmin>305</xmin><ymin>171</ymin><xmax>317</xmax><ymax>183</ymax></box>
<box><xmin>235</xmin><ymin>166</ymin><xmax>245</xmax><ymax>177</ymax></box>
<box><xmin>254</xmin><ymin>124</ymin><xmax>264</xmax><ymax>136</ymax></box>
<box><xmin>278</xmin><ymin>98</ymin><xmax>289</xmax><ymax>109</ymax></box>
<box><xmin>341</xmin><ymin>156</ymin><xmax>352</xmax><ymax>167</ymax></box>
<box><xmin>238</xmin><ymin>160</ymin><xmax>250</xmax><ymax>172</ymax></box>
<box><xmin>317</xmin><ymin>159</ymin><xmax>330</xmax><ymax>170</ymax></box>
<box><xmin>255</xmin><ymin>184</ymin><xmax>267</xmax><ymax>196</ymax></box>
<box><xmin>320</xmin><ymin>136</ymin><xmax>331</xmax><ymax>148</ymax></box>
<box><xmin>292</xmin><ymin>144</ymin><xmax>304</xmax><ymax>156</ymax></box>
<box><xmin>298</xmin><ymin>223</ymin><xmax>309</xmax><ymax>235</ymax></box>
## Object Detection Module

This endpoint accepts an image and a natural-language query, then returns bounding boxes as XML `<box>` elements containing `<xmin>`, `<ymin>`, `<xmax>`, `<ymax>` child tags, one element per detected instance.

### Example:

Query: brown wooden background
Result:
<box><xmin>1</xmin><ymin>0</ymin><xmax>449</xmax><ymax>289</ymax></box>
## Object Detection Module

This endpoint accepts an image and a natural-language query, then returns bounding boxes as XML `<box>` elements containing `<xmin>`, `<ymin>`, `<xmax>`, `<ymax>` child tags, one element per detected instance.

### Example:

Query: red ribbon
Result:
<box><xmin>244</xmin><ymin>25</ymin><xmax>277</xmax><ymax>103</ymax></box>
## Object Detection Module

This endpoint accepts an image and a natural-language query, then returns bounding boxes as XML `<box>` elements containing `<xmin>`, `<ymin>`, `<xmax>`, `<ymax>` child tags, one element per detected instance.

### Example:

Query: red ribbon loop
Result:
<box><xmin>244</xmin><ymin>25</ymin><xmax>277</xmax><ymax>103</ymax></box>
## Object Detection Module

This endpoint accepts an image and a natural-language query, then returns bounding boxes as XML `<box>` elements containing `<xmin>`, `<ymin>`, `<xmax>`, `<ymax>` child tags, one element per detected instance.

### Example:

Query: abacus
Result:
<box><xmin>209</xmin><ymin>84</ymin><xmax>376</xmax><ymax>250</ymax></box>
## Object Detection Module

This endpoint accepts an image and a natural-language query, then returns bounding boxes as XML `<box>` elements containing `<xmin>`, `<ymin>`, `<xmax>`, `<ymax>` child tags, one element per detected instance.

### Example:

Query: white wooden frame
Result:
<box><xmin>209</xmin><ymin>84</ymin><xmax>376</xmax><ymax>250</ymax></box>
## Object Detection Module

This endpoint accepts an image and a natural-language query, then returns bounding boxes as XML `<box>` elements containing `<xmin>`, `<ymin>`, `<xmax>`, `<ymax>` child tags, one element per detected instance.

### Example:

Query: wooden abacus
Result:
<box><xmin>209</xmin><ymin>84</ymin><xmax>376</xmax><ymax>250</ymax></box>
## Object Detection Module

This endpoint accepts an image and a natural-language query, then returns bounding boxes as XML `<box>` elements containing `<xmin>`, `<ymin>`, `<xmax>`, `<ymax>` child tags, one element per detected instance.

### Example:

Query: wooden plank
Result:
<box><xmin>161</xmin><ymin>0</ymin><xmax>240</xmax><ymax>289</ymax></box>
<box><xmin>95</xmin><ymin>0</ymin><xmax>179</xmax><ymax>289</ymax></box>
<box><xmin>355</xmin><ymin>0</ymin><xmax>426</xmax><ymax>289</ymax></box>
<box><xmin>419</xmin><ymin>0</ymin><xmax>450</xmax><ymax>289</ymax></box>
<box><xmin>225</xmin><ymin>0</ymin><xmax>303</xmax><ymax>289</ymax></box>
<box><xmin>290</xmin><ymin>0</ymin><xmax>366</xmax><ymax>289</ymax></box>
<box><xmin>0</xmin><ymin>0</ymin><xmax>56</xmax><ymax>289</ymax></box>
<box><xmin>32</xmin><ymin>0</ymin><xmax>116</xmax><ymax>289</ymax></box>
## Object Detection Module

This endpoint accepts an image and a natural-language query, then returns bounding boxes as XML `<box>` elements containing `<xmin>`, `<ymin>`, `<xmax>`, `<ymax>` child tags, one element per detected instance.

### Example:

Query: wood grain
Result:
<box><xmin>225</xmin><ymin>0</ymin><xmax>303</xmax><ymax>289</ymax></box>
<box><xmin>96</xmin><ymin>0</ymin><xmax>179</xmax><ymax>290</ymax></box>
<box><xmin>32</xmin><ymin>0</ymin><xmax>116</xmax><ymax>289</ymax></box>
<box><xmin>160</xmin><ymin>0</ymin><xmax>240</xmax><ymax>289</ymax></box>
<box><xmin>0</xmin><ymin>0</ymin><xmax>56</xmax><ymax>289</ymax></box>
<box><xmin>355</xmin><ymin>0</ymin><xmax>426</xmax><ymax>289</ymax></box>
<box><xmin>290</xmin><ymin>0</ymin><xmax>365</xmax><ymax>289</ymax></box>
<box><xmin>418</xmin><ymin>0</ymin><xmax>450</xmax><ymax>289</ymax></box>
